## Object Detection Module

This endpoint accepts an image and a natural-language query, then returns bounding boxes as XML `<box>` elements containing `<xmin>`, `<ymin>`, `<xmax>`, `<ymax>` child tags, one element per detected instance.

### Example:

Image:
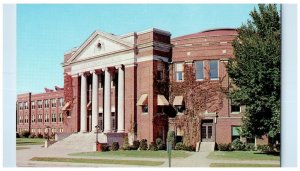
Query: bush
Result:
<box><xmin>111</xmin><ymin>142</ymin><xmax>119</xmax><ymax>151</ymax></box>
<box><xmin>139</xmin><ymin>139</ymin><xmax>148</xmax><ymax>150</ymax></box>
<box><xmin>232</xmin><ymin>139</ymin><xmax>245</xmax><ymax>151</ymax></box>
<box><xmin>16</xmin><ymin>133</ymin><xmax>20</xmax><ymax>138</ymax></box>
<box><xmin>257</xmin><ymin>145</ymin><xmax>272</xmax><ymax>152</ymax></box>
<box><xmin>36</xmin><ymin>133</ymin><xmax>43</xmax><ymax>138</ymax></box>
<box><xmin>29</xmin><ymin>134</ymin><xmax>36</xmax><ymax>138</ymax></box>
<box><xmin>148</xmin><ymin>142</ymin><xmax>158</xmax><ymax>151</ymax></box>
<box><xmin>175</xmin><ymin>142</ymin><xmax>185</xmax><ymax>150</ymax></box>
<box><xmin>101</xmin><ymin>143</ymin><xmax>110</xmax><ymax>152</ymax></box>
<box><xmin>184</xmin><ymin>145</ymin><xmax>195</xmax><ymax>151</ymax></box>
<box><xmin>217</xmin><ymin>143</ymin><xmax>232</xmax><ymax>151</ymax></box>
<box><xmin>20</xmin><ymin>131</ymin><xmax>30</xmax><ymax>138</ymax></box>
<box><xmin>131</xmin><ymin>140</ymin><xmax>140</xmax><ymax>150</ymax></box>
<box><xmin>121</xmin><ymin>135</ymin><xmax>131</xmax><ymax>150</ymax></box>
<box><xmin>155</xmin><ymin>138</ymin><xmax>166</xmax><ymax>150</ymax></box>
<box><xmin>244</xmin><ymin>143</ymin><xmax>256</xmax><ymax>151</ymax></box>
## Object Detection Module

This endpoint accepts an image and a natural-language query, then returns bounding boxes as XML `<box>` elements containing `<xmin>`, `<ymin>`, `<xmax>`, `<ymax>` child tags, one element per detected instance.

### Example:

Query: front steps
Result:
<box><xmin>49</xmin><ymin>132</ymin><xmax>126</xmax><ymax>152</ymax></box>
<box><xmin>199</xmin><ymin>142</ymin><xmax>215</xmax><ymax>152</ymax></box>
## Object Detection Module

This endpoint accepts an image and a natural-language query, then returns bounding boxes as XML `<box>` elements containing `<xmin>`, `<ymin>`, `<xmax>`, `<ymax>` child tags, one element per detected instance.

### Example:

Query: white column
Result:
<box><xmin>117</xmin><ymin>66</ymin><xmax>125</xmax><ymax>133</ymax></box>
<box><xmin>80</xmin><ymin>73</ymin><xmax>87</xmax><ymax>132</ymax></box>
<box><xmin>91</xmin><ymin>70</ymin><xmax>99</xmax><ymax>132</ymax></box>
<box><xmin>103</xmin><ymin>68</ymin><xmax>111</xmax><ymax>133</ymax></box>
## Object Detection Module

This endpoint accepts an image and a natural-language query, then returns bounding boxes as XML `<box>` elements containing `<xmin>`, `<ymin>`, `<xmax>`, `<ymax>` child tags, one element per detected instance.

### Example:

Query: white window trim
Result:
<box><xmin>175</xmin><ymin>62</ymin><xmax>184</xmax><ymax>82</ymax></box>
<box><xmin>231</xmin><ymin>106</ymin><xmax>241</xmax><ymax>114</ymax></box>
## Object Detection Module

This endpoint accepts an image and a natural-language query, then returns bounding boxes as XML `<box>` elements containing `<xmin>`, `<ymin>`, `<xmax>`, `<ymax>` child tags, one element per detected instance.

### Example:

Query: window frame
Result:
<box><xmin>195</xmin><ymin>60</ymin><xmax>204</xmax><ymax>81</ymax></box>
<box><xmin>142</xmin><ymin>105</ymin><xmax>149</xmax><ymax>114</ymax></box>
<box><xmin>175</xmin><ymin>62</ymin><xmax>184</xmax><ymax>82</ymax></box>
<box><xmin>209</xmin><ymin>60</ymin><xmax>219</xmax><ymax>80</ymax></box>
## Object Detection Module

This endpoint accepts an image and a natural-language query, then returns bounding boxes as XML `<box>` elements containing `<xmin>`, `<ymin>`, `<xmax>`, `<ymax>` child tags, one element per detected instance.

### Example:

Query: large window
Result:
<box><xmin>209</xmin><ymin>60</ymin><xmax>219</xmax><ymax>80</ymax></box>
<box><xmin>24</xmin><ymin>102</ymin><xmax>28</xmax><ymax>110</ymax></box>
<box><xmin>31</xmin><ymin>101</ymin><xmax>35</xmax><ymax>109</ymax></box>
<box><xmin>195</xmin><ymin>61</ymin><xmax>204</xmax><ymax>80</ymax></box>
<box><xmin>59</xmin><ymin>98</ymin><xmax>64</xmax><ymax>107</ymax></box>
<box><xmin>232</xmin><ymin>126</ymin><xmax>241</xmax><ymax>141</ymax></box>
<box><xmin>19</xmin><ymin>102</ymin><xmax>23</xmax><ymax>110</ymax></box>
<box><xmin>37</xmin><ymin>100</ymin><xmax>43</xmax><ymax>108</ymax></box>
<box><xmin>31</xmin><ymin>114</ymin><xmax>35</xmax><ymax>123</ymax></box>
<box><xmin>175</xmin><ymin>63</ymin><xmax>184</xmax><ymax>81</ymax></box>
<box><xmin>59</xmin><ymin>113</ymin><xmax>63</xmax><ymax>122</ymax></box>
<box><xmin>44</xmin><ymin>99</ymin><xmax>50</xmax><ymax>108</ymax></box>
<box><xmin>51</xmin><ymin>99</ymin><xmax>57</xmax><ymax>107</ymax></box>
<box><xmin>52</xmin><ymin>113</ymin><xmax>57</xmax><ymax>122</ymax></box>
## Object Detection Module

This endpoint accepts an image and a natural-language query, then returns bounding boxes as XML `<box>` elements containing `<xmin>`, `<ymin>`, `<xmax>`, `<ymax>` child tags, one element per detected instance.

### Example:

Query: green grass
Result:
<box><xmin>16</xmin><ymin>138</ymin><xmax>45</xmax><ymax>146</ymax></box>
<box><xmin>30</xmin><ymin>157</ymin><xmax>164</xmax><ymax>166</ymax></box>
<box><xmin>69</xmin><ymin>150</ymin><xmax>191</xmax><ymax>158</ymax></box>
<box><xmin>208</xmin><ymin>151</ymin><xmax>280</xmax><ymax>161</ymax></box>
<box><xmin>210</xmin><ymin>163</ymin><xmax>280</xmax><ymax>167</ymax></box>
<box><xmin>16</xmin><ymin>146</ymin><xmax>30</xmax><ymax>150</ymax></box>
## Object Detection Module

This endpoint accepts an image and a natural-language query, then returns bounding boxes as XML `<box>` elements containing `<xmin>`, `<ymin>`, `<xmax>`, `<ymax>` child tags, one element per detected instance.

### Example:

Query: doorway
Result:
<box><xmin>201</xmin><ymin>120</ymin><xmax>214</xmax><ymax>142</ymax></box>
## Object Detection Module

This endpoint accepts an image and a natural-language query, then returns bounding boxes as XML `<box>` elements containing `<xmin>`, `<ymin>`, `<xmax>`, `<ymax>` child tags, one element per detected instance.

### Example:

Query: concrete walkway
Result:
<box><xmin>17</xmin><ymin>145</ymin><xmax>280</xmax><ymax>167</ymax></box>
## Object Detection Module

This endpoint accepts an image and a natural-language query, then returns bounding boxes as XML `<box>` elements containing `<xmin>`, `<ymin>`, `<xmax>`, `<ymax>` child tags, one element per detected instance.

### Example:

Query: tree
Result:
<box><xmin>227</xmin><ymin>4</ymin><xmax>280</xmax><ymax>141</ymax></box>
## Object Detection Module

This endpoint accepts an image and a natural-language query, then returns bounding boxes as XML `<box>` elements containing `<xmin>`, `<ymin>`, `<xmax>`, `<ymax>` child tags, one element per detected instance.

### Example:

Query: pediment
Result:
<box><xmin>67</xmin><ymin>30</ymin><xmax>134</xmax><ymax>63</ymax></box>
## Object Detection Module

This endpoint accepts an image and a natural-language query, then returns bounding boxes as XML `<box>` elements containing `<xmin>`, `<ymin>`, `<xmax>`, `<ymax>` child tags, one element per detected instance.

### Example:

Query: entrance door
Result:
<box><xmin>201</xmin><ymin>120</ymin><xmax>214</xmax><ymax>142</ymax></box>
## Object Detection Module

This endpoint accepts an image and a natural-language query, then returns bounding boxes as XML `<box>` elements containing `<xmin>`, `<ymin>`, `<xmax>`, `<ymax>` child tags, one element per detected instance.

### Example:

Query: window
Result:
<box><xmin>51</xmin><ymin>99</ymin><xmax>57</xmax><ymax>107</ymax></box>
<box><xmin>19</xmin><ymin>116</ymin><xmax>23</xmax><ymax>123</ymax></box>
<box><xmin>24</xmin><ymin>102</ymin><xmax>28</xmax><ymax>110</ymax></box>
<box><xmin>52</xmin><ymin>113</ymin><xmax>57</xmax><ymax>122</ymax></box>
<box><xmin>175</xmin><ymin>63</ymin><xmax>184</xmax><ymax>81</ymax></box>
<box><xmin>209</xmin><ymin>60</ymin><xmax>219</xmax><ymax>80</ymax></box>
<box><xmin>66</xmin><ymin>111</ymin><xmax>71</xmax><ymax>117</ymax></box>
<box><xmin>195</xmin><ymin>61</ymin><xmax>204</xmax><ymax>80</ymax></box>
<box><xmin>37</xmin><ymin>100</ymin><xmax>43</xmax><ymax>108</ymax></box>
<box><xmin>142</xmin><ymin>105</ymin><xmax>148</xmax><ymax>113</ymax></box>
<box><xmin>176</xmin><ymin>106</ymin><xmax>185</xmax><ymax>114</ymax></box>
<box><xmin>31</xmin><ymin>101</ymin><xmax>35</xmax><ymax>109</ymax></box>
<box><xmin>31</xmin><ymin>114</ymin><xmax>35</xmax><ymax>123</ymax></box>
<box><xmin>231</xmin><ymin>105</ymin><xmax>241</xmax><ymax>114</ymax></box>
<box><xmin>59</xmin><ymin>98</ymin><xmax>64</xmax><ymax>107</ymax></box>
<box><xmin>24</xmin><ymin>115</ymin><xmax>28</xmax><ymax>123</ymax></box>
<box><xmin>232</xmin><ymin>126</ymin><xmax>241</xmax><ymax>141</ymax></box>
<box><xmin>45</xmin><ymin>114</ymin><xmax>49</xmax><ymax>122</ymax></box>
<box><xmin>19</xmin><ymin>102</ymin><xmax>23</xmax><ymax>110</ymax></box>
<box><xmin>44</xmin><ymin>99</ymin><xmax>50</xmax><ymax>108</ymax></box>
<box><xmin>59</xmin><ymin>113</ymin><xmax>63</xmax><ymax>122</ymax></box>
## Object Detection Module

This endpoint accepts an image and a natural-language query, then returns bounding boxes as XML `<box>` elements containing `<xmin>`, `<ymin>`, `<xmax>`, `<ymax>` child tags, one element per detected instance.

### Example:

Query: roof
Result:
<box><xmin>172</xmin><ymin>28</ymin><xmax>237</xmax><ymax>41</ymax></box>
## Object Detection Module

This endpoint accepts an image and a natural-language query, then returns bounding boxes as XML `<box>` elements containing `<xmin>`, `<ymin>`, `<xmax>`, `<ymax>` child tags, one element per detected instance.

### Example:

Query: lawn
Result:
<box><xmin>208</xmin><ymin>151</ymin><xmax>280</xmax><ymax>161</ymax></box>
<box><xmin>16</xmin><ymin>138</ymin><xmax>45</xmax><ymax>146</ymax></box>
<box><xmin>69</xmin><ymin>150</ymin><xmax>191</xmax><ymax>158</ymax></box>
<box><xmin>30</xmin><ymin>157</ymin><xmax>164</xmax><ymax>166</ymax></box>
<box><xmin>16</xmin><ymin>146</ymin><xmax>30</xmax><ymax>150</ymax></box>
<box><xmin>210</xmin><ymin>163</ymin><xmax>280</xmax><ymax>167</ymax></box>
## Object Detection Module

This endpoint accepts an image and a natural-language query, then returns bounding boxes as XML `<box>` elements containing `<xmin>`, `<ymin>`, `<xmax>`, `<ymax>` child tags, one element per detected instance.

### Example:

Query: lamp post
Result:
<box><xmin>95</xmin><ymin>125</ymin><xmax>100</xmax><ymax>144</ymax></box>
<box><xmin>46</xmin><ymin>126</ymin><xmax>51</xmax><ymax>141</ymax></box>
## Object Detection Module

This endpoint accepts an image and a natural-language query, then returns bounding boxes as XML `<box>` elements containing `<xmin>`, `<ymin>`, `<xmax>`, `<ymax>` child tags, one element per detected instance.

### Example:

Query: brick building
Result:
<box><xmin>17</xmin><ymin>86</ymin><xmax>64</xmax><ymax>135</ymax></box>
<box><xmin>17</xmin><ymin>28</ymin><xmax>267</xmax><ymax>149</ymax></box>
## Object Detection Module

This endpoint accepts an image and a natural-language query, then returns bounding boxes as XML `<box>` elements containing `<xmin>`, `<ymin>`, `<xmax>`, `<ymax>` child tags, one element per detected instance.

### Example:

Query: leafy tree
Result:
<box><xmin>227</xmin><ymin>4</ymin><xmax>280</xmax><ymax>140</ymax></box>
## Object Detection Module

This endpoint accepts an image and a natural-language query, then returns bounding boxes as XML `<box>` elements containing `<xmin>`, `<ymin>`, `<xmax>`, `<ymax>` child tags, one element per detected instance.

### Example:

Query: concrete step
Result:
<box><xmin>199</xmin><ymin>142</ymin><xmax>215</xmax><ymax>152</ymax></box>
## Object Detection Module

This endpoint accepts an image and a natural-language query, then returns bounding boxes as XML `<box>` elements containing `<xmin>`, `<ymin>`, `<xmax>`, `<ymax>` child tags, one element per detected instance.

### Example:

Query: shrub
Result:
<box><xmin>139</xmin><ymin>139</ymin><xmax>148</xmax><ymax>150</ymax></box>
<box><xmin>232</xmin><ymin>139</ymin><xmax>245</xmax><ymax>151</ymax></box>
<box><xmin>101</xmin><ymin>143</ymin><xmax>110</xmax><ymax>152</ymax></box>
<box><xmin>36</xmin><ymin>133</ymin><xmax>43</xmax><ymax>138</ymax></box>
<box><xmin>274</xmin><ymin>143</ymin><xmax>280</xmax><ymax>152</ymax></box>
<box><xmin>167</xmin><ymin>130</ymin><xmax>175</xmax><ymax>143</ymax></box>
<box><xmin>184</xmin><ymin>145</ymin><xmax>195</xmax><ymax>151</ymax></box>
<box><xmin>244</xmin><ymin>143</ymin><xmax>256</xmax><ymax>151</ymax></box>
<box><xmin>20</xmin><ymin>131</ymin><xmax>30</xmax><ymax>138</ymax></box>
<box><xmin>16</xmin><ymin>133</ymin><xmax>20</xmax><ymax>138</ymax></box>
<box><xmin>131</xmin><ymin>140</ymin><xmax>140</xmax><ymax>150</ymax></box>
<box><xmin>121</xmin><ymin>135</ymin><xmax>131</xmax><ymax>150</ymax></box>
<box><xmin>29</xmin><ymin>134</ymin><xmax>36</xmax><ymax>138</ymax></box>
<box><xmin>175</xmin><ymin>142</ymin><xmax>185</xmax><ymax>150</ymax></box>
<box><xmin>155</xmin><ymin>138</ymin><xmax>166</xmax><ymax>150</ymax></box>
<box><xmin>148</xmin><ymin>142</ymin><xmax>158</xmax><ymax>151</ymax></box>
<box><xmin>111</xmin><ymin>142</ymin><xmax>119</xmax><ymax>151</ymax></box>
<box><xmin>257</xmin><ymin>144</ymin><xmax>272</xmax><ymax>152</ymax></box>
<box><xmin>217</xmin><ymin>143</ymin><xmax>232</xmax><ymax>151</ymax></box>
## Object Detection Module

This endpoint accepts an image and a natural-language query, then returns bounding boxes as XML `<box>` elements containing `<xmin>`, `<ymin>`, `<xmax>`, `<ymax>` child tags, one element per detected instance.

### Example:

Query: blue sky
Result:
<box><xmin>17</xmin><ymin>4</ymin><xmax>259</xmax><ymax>94</ymax></box>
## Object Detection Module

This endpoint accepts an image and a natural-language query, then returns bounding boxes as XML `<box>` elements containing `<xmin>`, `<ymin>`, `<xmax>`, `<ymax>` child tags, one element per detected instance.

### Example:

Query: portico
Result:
<box><xmin>77</xmin><ymin>65</ymin><xmax>125</xmax><ymax>133</ymax></box>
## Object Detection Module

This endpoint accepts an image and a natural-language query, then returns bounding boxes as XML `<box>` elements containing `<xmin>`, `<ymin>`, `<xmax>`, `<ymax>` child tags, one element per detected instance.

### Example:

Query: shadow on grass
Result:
<box><xmin>254</xmin><ymin>151</ymin><xmax>280</xmax><ymax>156</ymax></box>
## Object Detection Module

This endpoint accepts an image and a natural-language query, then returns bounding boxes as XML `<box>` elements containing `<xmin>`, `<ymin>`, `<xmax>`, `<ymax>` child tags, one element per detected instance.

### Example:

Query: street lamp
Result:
<box><xmin>46</xmin><ymin>126</ymin><xmax>51</xmax><ymax>141</ymax></box>
<box><xmin>95</xmin><ymin>125</ymin><xmax>100</xmax><ymax>144</ymax></box>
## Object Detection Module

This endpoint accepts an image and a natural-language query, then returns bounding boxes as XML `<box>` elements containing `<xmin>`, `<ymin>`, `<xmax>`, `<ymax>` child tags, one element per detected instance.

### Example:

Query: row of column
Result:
<box><xmin>80</xmin><ymin>66</ymin><xmax>125</xmax><ymax>133</ymax></box>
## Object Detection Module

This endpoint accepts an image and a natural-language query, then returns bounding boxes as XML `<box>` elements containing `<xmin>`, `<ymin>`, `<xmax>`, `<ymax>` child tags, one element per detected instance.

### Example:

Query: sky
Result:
<box><xmin>17</xmin><ymin>4</ymin><xmax>259</xmax><ymax>94</ymax></box>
